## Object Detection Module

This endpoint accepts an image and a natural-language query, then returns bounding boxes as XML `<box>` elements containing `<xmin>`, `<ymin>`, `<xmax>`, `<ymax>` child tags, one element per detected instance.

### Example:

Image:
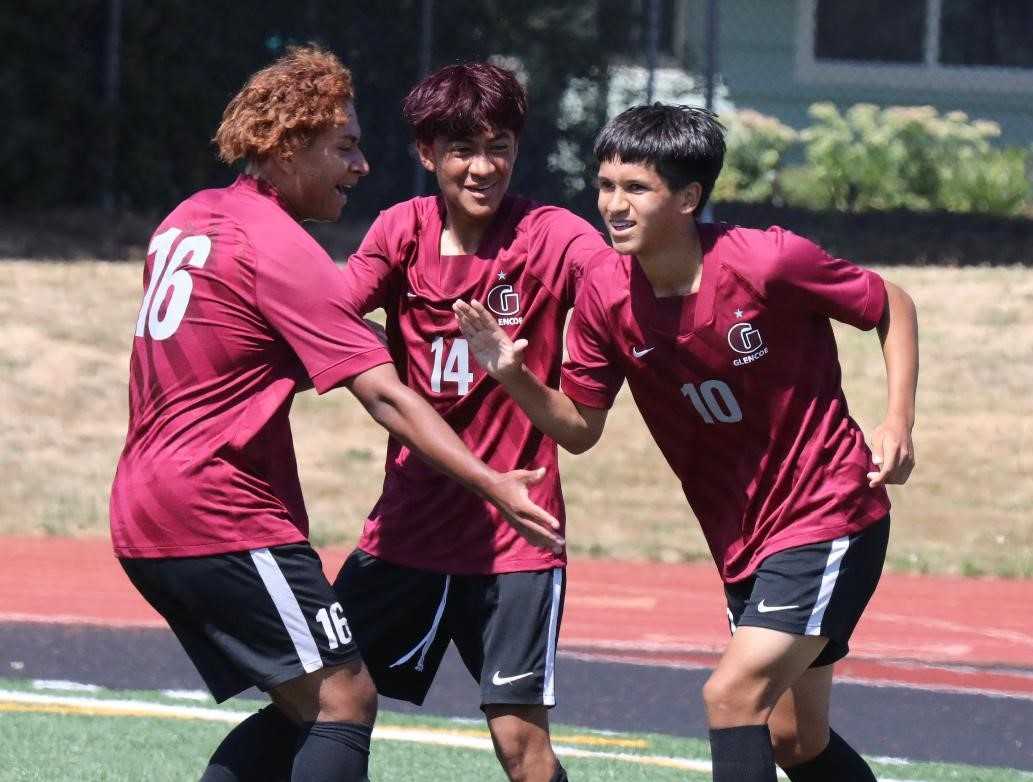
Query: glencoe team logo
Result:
<box><xmin>727</xmin><ymin>322</ymin><xmax>763</xmax><ymax>354</ymax></box>
<box><xmin>486</xmin><ymin>283</ymin><xmax>522</xmax><ymax>326</ymax></box>
<box><xmin>728</xmin><ymin>320</ymin><xmax>768</xmax><ymax>367</ymax></box>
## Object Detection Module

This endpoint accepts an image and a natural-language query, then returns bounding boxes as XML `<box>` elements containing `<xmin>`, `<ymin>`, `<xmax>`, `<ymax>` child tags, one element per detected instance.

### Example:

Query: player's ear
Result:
<box><xmin>679</xmin><ymin>182</ymin><xmax>703</xmax><ymax>216</ymax></box>
<box><xmin>416</xmin><ymin>141</ymin><xmax>436</xmax><ymax>173</ymax></box>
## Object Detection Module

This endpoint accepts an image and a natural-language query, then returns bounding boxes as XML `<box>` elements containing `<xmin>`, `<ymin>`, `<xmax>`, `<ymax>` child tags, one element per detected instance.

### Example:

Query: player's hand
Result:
<box><xmin>867</xmin><ymin>414</ymin><xmax>915</xmax><ymax>488</ymax></box>
<box><xmin>486</xmin><ymin>467</ymin><xmax>564</xmax><ymax>554</ymax></box>
<box><xmin>453</xmin><ymin>298</ymin><xmax>526</xmax><ymax>381</ymax></box>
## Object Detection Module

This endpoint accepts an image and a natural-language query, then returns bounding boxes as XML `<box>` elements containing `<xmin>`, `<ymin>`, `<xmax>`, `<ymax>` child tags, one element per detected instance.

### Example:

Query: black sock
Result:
<box><xmin>709</xmin><ymin>725</ymin><xmax>777</xmax><ymax>782</ymax></box>
<box><xmin>549</xmin><ymin>763</ymin><xmax>568</xmax><ymax>782</ymax></box>
<box><xmin>200</xmin><ymin>705</ymin><xmax>298</xmax><ymax>782</ymax></box>
<box><xmin>291</xmin><ymin>721</ymin><xmax>373</xmax><ymax>782</ymax></box>
<box><xmin>784</xmin><ymin>729</ymin><xmax>876</xmax><ymax>782</ymax></box>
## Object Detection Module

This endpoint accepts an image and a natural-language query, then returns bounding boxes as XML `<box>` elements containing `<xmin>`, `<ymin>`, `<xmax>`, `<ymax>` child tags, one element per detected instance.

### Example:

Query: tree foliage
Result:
<box><xmin>0</xmin><ymin>0</ymin><xmax>638</xmax><ymax>218</ymax></box>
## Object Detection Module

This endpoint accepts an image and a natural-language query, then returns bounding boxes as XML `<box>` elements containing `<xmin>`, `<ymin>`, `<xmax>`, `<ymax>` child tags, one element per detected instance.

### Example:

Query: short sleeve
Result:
<box><xmin>339</xmin><ymin>213</ymin><xmax>399</xmax><ymax>315</ymax></box>
<box><xmin>560</xmin><ymin>278</ymin><xmax>625</xmax><ymax>409</ymax></box>
<box><xmin>562</xmin><ymin>233</ymin><xmax>613</xmax><ymax>304</ymax></box>
<box><xmin>524</xmin><ymin>207</ymin><xmax>610</xmax><ymax>305</ymax></box>
<box><xmin>256</xmin><ymin>241</ymin><xmax>392</xmax><ymax>393</ymax></box>
<box><xmin>770</xmin><ymin>230</ymin><xmax>887</xmax><ymax>331</ymax></box>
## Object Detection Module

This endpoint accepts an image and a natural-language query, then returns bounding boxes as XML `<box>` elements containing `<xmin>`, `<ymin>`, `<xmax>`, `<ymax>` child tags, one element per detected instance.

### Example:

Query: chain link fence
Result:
<box><xmin>3</xmin><ymin>0</ymin><xmax>1031</xmax><ymax>258</ymax></box>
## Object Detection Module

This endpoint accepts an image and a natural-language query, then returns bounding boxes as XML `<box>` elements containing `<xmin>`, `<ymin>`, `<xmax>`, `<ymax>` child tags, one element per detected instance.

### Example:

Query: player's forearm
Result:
<box><xmin>500</xmin><ymin>365</ymin><xmax>598</xmax><ymax>454</ymax></box>
<box><xmin>368</xmin><ymin>388</ymin><xmax>500</xmax><ymax>495</ymax></box>
<box><xmin>878</xmin><ymin>281</ymin><xmax>919</xmax><ymax>427</ymax></box>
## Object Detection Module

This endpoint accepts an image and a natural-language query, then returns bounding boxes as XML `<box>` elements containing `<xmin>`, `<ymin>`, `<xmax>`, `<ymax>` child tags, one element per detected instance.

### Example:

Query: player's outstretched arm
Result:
<box><xmin>345</xmin><ymin>363</ymin><xmax>563</xmax><ymax>552</ymax></box>
<box><xmin>867</xmin><ymin>279</ymin><xmax>919</xmax><ymax>488</ymax></box>
<box><xmin>453</xmin><ymin>298</ymin><xmax>607</xmax><ymax>454</ymax></box>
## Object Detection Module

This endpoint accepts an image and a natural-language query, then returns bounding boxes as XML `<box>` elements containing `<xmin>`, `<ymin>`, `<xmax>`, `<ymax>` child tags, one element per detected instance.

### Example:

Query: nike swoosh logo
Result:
<box><xmin>492</xmin><ymin>670</ymin><xmax>535</xmax><ymax>686</ymax></box>
<box><xmin>406</xmin><ymin>292</ymin><xmax>417</xmax><ymax>298</ymax></box>
<box><xmin>756</xmin><ymin>599</ymin><xmax>800</xmax><ymax>614</ymax></box>
<box><xmin>632</xmin><ymin>346</ymin><xmax>655</xmax><ymax>358</ymax></box>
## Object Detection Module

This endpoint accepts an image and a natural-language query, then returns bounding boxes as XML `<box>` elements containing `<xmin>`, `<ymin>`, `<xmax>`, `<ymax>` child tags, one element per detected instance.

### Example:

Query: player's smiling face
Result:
<box><xmin>596</xmin><ymin>159</ymin><xmax>699</xmax><ymax>259</ymax></box>
<box><xmin>285</xmin><ymin>101</ymin><xmax>369</xmax><ymax>222</ymax></box>
<box><xmin>418</xmin><ymin>128</ymin><xmax>517</xmax><ymax>224</ymax></box>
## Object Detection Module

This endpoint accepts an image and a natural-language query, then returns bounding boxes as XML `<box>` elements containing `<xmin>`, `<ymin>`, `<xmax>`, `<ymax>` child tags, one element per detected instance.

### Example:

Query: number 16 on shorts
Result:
<box><xmin>316</xmin><ymin>603</ymin><xmax>353</xmax><ymax>649</ymax></box>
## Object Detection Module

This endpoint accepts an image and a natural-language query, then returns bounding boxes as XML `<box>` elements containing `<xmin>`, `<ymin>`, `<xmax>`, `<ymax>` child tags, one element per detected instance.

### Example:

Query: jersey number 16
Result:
<box><xmin>135</xmin><ymin>227</ymin><xmax>212</xmax><ymax>340</ymax></box>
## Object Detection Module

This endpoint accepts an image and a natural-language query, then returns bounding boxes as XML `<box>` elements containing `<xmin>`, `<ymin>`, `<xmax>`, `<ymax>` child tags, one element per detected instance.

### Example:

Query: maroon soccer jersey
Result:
<box><xmin>110</xmin><ymin>175</ymin><xmax>391</xmax><ymax>558</ymax></box>
<box><xmin>341</xmin><ymin>195</ymin><xmax>608</xmax><ymax>574</ymax></box>
<box><xmin>561</xmin><ymin>223</ymin><xmax>891</xmax><ymax>582</ymax></box>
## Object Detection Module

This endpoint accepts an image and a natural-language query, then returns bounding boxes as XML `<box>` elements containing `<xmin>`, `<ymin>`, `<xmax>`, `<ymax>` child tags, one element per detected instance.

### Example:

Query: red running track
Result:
<box><xmin>3</xmin><ymin>537</ymin><xmax>1031</xmax><ymax>698</ymax></box>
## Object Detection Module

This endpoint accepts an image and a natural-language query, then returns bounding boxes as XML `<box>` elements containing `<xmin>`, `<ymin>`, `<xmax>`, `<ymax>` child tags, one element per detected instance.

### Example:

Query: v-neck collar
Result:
<box><xmin>628</xmin><ymin>222</ymin><xmax>720</xmax><ymax>342</ymax></box>
<box><xmin>424</xmin><ymin>194</ymin><xmax>519</xmax><ymax>264</ymax></box>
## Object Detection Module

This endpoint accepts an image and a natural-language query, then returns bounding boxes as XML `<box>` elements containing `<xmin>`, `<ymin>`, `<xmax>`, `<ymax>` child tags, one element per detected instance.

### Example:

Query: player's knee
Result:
<box><xmin>770</xmin><ymin>719</ymin><xmax>828</xmax><ymax>769</ymax></box>
<box><xmin>702</xmin><ymin>671</ymin><xmax>768</xmax><ymax>725</ymax></box>
<box><xmin>769</xmin><ymin>725</ymin><xmax>808</xmax><ymax>769</ymax></box>
<box><xmin>488</xmin><ymin>719</ymin><xmax>554</xmax><ymax>782</ymax></box>
<box><xmin>317</xmin><ymin>662</ymin><xmax>378</xmax><ymax>724</ymax></box>
<box><xmin>491</xmin><ymin>731</ymin><xmax>532</xmax><ymax>778</ymax></box>
<box><xmin>494</xmin><ymin>749</ymin><xmax>556</xmax><ymax>782</ymax></box>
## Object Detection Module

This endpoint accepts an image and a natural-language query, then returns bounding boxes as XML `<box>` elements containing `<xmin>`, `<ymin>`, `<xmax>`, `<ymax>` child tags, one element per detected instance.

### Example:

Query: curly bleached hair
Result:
<box><xmin>215</xmin><ymin>45</ymin><xmax>354</xmax><ymax>164</ymax></box>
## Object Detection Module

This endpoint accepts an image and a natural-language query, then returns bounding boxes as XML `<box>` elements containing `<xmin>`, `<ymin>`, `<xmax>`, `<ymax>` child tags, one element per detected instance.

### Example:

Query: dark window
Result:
<box><xmin>814</xmin><ymin>0</ymin><xmax>926</xmax><ymax>63</ymax></box>
<box><xmin>940</xmin><ymin>0</ymin><xmax>1033</xmax><ymax>68</ymax></box>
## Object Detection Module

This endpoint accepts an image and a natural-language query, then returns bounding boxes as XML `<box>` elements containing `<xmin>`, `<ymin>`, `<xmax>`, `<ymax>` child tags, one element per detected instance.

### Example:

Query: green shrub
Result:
<box><xmin>795</xmin><ymin>103</ymin><xmax>1031</xmax><ymax>216</ymax></box>
<box><xmin>940</xmin><ymin>146</ymin><xmax>1031</xmax><ymax>215</ymax></box>
<box><xmin>713</xmin><ymin>109</ymin><xmax>797</xmax><ymax>203</ymax></box>
<box><xmin>775</xmin><ymin>165</ymin><xmax>830</xmax><ymax>211</ymax></box>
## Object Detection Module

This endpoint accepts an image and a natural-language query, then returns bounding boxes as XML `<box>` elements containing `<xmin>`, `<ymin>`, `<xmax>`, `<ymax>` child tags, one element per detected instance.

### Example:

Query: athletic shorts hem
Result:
<box><xmin>255</xmin><ymin>648</ymin><xmax>363</xmax><ymax>694</ymax></box>
<box><xmin>375</xmin><ymin>683</ymin><xmax>430</xmax><ymax>707</ymax></box>
<box><xmin>731</xmin><ymin>617</ymin><xmax>848</xmax><ymax>667</ymax></box>
<box><xmin>479</xmin><ymin>697</ymin><xmax>555</xmax><ymax>711</ymax></box>
<box><xmin>812</xmin><ymin>644</ymin><xmax>849</xmax><ymax>667</ymax></box>
<box><xmin>734</xmin><ymin>615</ymin><xmax>821</xmax><ymax>639</ymax></box>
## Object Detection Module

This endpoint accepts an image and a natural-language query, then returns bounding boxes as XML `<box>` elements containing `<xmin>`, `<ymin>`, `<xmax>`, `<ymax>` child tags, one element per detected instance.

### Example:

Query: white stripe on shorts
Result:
<box><xmin>805</xmin><ymin>536</ymin><xmax>851</xmax><ymax>636</ymax></box>
<box><xmin>390</xmin><ymin>575</ymin><xmax>451</xmax><ymax>672</ymax></box>
<box><xmin>542</xmin><ymin>568</ymin><xmax>562</xmax><ymax>706</ymax></box>
<box><xmin>249</xmin><ymin>548</ymin><xmax>323</xmax><ymax>674</ymax></box>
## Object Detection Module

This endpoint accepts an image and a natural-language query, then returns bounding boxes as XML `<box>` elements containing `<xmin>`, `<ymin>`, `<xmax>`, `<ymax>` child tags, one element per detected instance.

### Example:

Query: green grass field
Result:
<box><xmin>0</xmin><ymin>679</ymin><xmax>1028</xmax><ymax>782</ymax></box>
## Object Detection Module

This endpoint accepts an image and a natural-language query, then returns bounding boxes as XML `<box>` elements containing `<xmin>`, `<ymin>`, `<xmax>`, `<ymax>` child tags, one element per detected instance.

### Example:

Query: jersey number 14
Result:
<box><xmin>430</xmin><ymin>337</ymin><xmax>474</xmax><ymax>395</ymax></box>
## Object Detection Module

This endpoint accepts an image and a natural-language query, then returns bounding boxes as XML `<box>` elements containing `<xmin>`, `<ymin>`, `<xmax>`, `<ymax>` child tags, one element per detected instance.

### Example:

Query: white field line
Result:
<box><xmin>0</xmin><ymin>611</ymin><xmax>164</xmax><ymax>628</ymax></box>
<box><xmin>0</xmin><ymin>689</ymin><xmax>950</xmax><ymax>782</ymax></box>
<box><xmin>557</xmin><ymin>650</ymin><xmax>1033</xmax><ymax>701</ymax></box>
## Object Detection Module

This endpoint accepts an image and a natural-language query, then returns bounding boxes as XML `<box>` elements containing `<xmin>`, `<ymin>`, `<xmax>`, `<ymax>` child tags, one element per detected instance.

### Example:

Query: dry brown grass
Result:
<box><xmin>1</xmin><ymin>261</ymin><xmax>1030</xmax><ymax>576</ymax></box>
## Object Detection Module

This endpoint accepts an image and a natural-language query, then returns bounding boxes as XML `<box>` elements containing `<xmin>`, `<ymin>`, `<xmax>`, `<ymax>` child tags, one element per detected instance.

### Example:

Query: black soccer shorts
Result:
<box><xmin>333</xmin><ymin>549</ymin><xmax>565</xmax><ymax>708</ymax></box>
<box><xmin>724</xmin><ymin>515</ymin><xmax>890</xmax><ymax>667</ymax></box>
<box><xmin>121</xmin><ymin>543</ymin><xmax>361</xmax><ymax>702</ymax></box>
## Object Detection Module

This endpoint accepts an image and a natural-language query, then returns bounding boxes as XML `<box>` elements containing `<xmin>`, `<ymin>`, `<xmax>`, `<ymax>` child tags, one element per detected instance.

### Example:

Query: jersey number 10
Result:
<box><xmin>135</xmin><ymin>227</ymin><xmax>212</xmax><ymax>340</ymax></box>
<box><xmin>681</xmin><ymin>380</ymin><xmax>743</xmax><ymax>424</ymax></box>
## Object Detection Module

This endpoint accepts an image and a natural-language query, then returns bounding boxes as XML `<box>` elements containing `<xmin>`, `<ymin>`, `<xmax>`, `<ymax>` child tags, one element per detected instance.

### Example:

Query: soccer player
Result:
<box><xmin>109</xmin><ymin>47</ymin><xmax>562</xmax><ymax>782</ymax></box>
<box><xmin>454</xmin><ymin>104</ymin><xmax>919</xmax><ymax>782</ymax></box>
<box><xmin>331</xmin><ymin>63</ymin><xmax>610</xmax><ymax>782</ymax></box>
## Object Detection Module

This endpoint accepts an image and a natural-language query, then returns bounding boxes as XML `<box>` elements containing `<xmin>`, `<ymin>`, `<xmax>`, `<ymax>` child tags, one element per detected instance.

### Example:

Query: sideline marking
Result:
<box><xmin>0</xmin><ymin>612</ymin><xmax>164</xmax><ymax>628</ymax></box>
<box><xmin>0</xmin><ymin>690</ymin><xmax>952</xmax><ymax>782</ymax></box>
<box><xmin>557</xmin><ymin>649</ymin><xmax>1033</xmax><ymax>701</ymax></box>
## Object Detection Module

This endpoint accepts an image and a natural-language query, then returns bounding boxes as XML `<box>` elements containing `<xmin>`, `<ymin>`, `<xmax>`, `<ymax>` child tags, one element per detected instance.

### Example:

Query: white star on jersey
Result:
<box><xmin>498</xmin><ymin>271</ymin><xmax>507</xmax><ymax>280</ymax></box>
<box><xmin>734</xmin><ymin>308</ymin><xmax>744</xmax><ymax>318</ymax></box>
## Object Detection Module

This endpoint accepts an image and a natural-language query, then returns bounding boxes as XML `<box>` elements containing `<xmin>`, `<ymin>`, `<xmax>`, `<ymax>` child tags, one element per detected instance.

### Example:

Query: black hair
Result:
<box><xmin>594</xmin><ymin>103</ymin><xmax>726</xmax><ymax>211</ymax></box>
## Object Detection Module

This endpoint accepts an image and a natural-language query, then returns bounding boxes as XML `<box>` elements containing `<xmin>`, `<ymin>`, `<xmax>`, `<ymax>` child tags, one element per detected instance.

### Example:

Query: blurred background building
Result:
<box><xmin>3</xmin><ymin>0</ymin><xmax>1031</xmax><ymax>261</ymax></box>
